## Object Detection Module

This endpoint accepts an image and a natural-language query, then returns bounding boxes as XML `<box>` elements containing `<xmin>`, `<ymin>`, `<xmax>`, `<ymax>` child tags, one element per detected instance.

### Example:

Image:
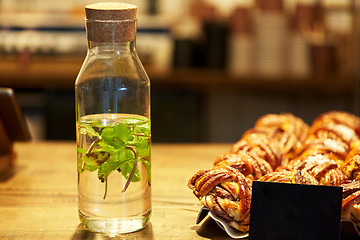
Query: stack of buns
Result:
<box><xmin>188</xmin><ymin>111</ymin><xmax>360</xmax><ymax>232</ymax></box>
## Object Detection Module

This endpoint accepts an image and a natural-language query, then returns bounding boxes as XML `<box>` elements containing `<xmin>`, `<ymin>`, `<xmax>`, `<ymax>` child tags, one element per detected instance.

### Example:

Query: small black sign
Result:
<box><xmin>249</xmin><ymin>181</ymin><xmax>342</xmax><ymax>240</ymax></box>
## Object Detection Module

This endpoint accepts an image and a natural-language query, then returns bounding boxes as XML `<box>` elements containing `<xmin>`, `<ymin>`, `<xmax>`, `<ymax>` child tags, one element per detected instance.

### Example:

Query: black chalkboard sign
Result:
<box><xmin>249</xmin><ymin>181</ymin><xmax>342</xmax><ymax>240</ymax></box>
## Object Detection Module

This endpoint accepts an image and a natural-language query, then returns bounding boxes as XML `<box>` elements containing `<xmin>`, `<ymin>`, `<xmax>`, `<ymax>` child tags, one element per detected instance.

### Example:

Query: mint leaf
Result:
<box><xmin>77</xmin><ymin>147</ymin><xmax>87</xmax><ymax>154</ymax></box>
<box><xmin>101</xmin><ymin>127</ymin><xmax>124</xmax><ymax>148</ymax></box>
<box><xmin>79</xmin><ymin>125</ymin><xmax>100</xmax><ymax>138</ymax></box>
<box><xmin>78</xmin><ymin>151</ymin><xmax>110</xmax><ymax>173</ymax></box>
<box><xmin>116</xmin><ymin>148</ymin><xmax>140</xmax><ymax>183</ymax></box>
<box><xmin>98</xmin><ymin>154</ymin><xmax>121</xmax><ymax>182</ymax></box>
<box><xmin>114</xmin><ymin>123</ymin><xmax>134</xmax><ymax>142</ymax></box>
<box><xmin>135</xmin><ymin>141</ymin><xmax>150</xmax><ymax>158</ymax></box>
<box><xmin>98</xmin><ymin>148</ymin><xmax>137</xmax><ymax>183</ymax></box>
<box><xmin>83</xmin><ymin>154</ymin><xmax>100</xmax><ymax>172</ymax></box>
<box><xmin>121</xmin><ymin>147</ymin><xmax>135</xmax><ymax>160</ymax></box>
<box><xmin>138</xmin><ymin>125</ymin><xmax>151</xmax><ymax>136</ymax></box>
<box><xmin>119</xmin><ymin>160</ymin><xmax>141</xmax><ymax>182</ymax></box>
<box><xmin>98</xmin><ymin>140</ymin><xmax>116</xmax><ymax>153</ymax></box>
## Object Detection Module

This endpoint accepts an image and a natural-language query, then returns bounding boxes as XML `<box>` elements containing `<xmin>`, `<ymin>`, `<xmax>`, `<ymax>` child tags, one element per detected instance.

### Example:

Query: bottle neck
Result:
<box><xmin>87</xmin><ymin>40</ymin><xmax>136</xmax><ymax>53</ymax></box>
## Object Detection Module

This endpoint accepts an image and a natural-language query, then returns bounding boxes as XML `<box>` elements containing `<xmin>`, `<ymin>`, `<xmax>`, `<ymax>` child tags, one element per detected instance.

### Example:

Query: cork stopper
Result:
<box><xmin>85</xmin><ymin>2</ymin><xmax>137</xmax><ymax>42</ymax></box>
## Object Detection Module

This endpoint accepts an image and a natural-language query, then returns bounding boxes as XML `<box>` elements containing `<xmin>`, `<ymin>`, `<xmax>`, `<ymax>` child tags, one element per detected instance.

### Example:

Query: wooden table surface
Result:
<box><xmin>0</xmin><ymin>141</ymin><xmax>237</xmax><ymax>240</ymax></box>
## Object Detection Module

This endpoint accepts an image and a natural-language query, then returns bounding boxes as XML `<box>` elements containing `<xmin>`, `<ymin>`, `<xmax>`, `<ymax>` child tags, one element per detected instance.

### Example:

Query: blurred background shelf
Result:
<box><xmin>0</xmin><ymin>0</ymin><xmax>359</xmax><ymax>142</ymax></box>
<box><xmin>1</xmin><ymin>57</ymin><xmax>356</xmax><ymax>143</ymax></box>
<box><xmin>0</xmin><ymin>58</ymin><xmax>355</xmax><ymax>93</ymax></box>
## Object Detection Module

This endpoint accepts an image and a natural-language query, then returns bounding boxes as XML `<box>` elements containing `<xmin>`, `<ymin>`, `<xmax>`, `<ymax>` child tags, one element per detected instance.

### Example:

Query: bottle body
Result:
<box><xmin>75</xmin><ymin>38</ymin><xmax>151</xmax><ymax>235</ymax></box>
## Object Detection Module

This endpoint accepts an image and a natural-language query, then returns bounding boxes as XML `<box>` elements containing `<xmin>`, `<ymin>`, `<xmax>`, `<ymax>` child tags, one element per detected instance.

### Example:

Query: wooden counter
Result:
<box><xmin>0</xmin><ymin>141</ymin><xmax>236</xmax><ymax>239</ymax></box>
<box><xmin>1</xmin><ymin>142</ymin><xmax>359</xmax><ymax>239</ymax></box>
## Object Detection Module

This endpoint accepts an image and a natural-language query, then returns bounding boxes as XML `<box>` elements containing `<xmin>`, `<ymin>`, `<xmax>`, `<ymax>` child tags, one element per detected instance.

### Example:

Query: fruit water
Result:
<box><xmin>77</xmin><ymin>113</ymin><xmax>151</xmax><ymax>235</ymax></box>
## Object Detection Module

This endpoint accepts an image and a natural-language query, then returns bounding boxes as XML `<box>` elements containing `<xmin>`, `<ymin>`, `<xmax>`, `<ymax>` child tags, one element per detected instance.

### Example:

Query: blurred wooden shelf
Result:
<box><xmin>0</xmin><ymin>57</ymin><xmax>356</xmax><ymax>94</ymax></box>
<box><xmin>150</xmin><ymin>69</ymin><xmax>356</xmax><ymax>94</ymax></box>
<box><xmin>0</xmin><ymin>56</ymin><xmax>82</xmax><ymax>90</ymax></box>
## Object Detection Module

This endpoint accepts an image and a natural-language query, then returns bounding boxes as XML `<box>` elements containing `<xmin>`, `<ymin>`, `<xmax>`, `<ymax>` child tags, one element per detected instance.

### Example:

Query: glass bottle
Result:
<box><xmin>75</xmin><ymin>2</ymin><xmax>151</xmax><ymax>236</ymax></box>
